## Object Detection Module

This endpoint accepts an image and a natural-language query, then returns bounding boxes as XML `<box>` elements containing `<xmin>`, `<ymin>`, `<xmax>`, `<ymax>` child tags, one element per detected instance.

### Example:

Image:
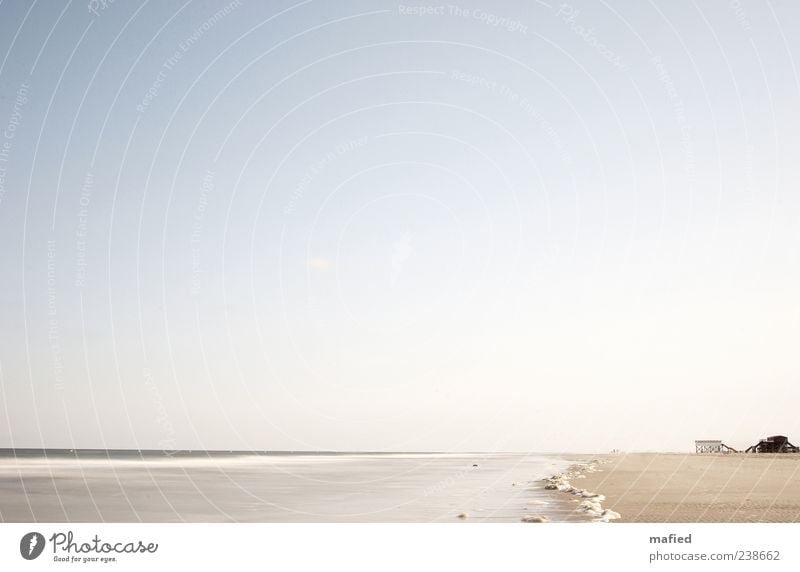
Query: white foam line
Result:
<box><xmin>539</xmin><ymin>459</ymin><xmax>621</xmax><ymax>523</ymax></box>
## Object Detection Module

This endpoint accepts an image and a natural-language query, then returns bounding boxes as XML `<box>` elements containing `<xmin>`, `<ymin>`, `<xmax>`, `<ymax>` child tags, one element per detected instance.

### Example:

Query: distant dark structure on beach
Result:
<box><xmin>745</xmin><ymin>435</ymin><xmax>800</xmax><ymax>454</ymax></box>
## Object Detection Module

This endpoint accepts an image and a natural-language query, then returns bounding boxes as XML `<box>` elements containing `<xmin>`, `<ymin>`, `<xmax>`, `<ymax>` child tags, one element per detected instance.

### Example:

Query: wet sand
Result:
<box><xmin>0</xmin><ymin>452</ymin><xmax>585</xmax><ymax>523</ymax></box>
<box><xmin>575</xmin><ymin>453</ymin><xmax>800</xmax><ymax>522</ymax></box>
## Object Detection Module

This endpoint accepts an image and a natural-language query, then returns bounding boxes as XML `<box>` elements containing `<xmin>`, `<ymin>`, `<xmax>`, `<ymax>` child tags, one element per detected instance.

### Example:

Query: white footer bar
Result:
<box><xmin>1</xmin><ymin>523</ymin><xmax>797</xmax><ymax>571</ymax></box>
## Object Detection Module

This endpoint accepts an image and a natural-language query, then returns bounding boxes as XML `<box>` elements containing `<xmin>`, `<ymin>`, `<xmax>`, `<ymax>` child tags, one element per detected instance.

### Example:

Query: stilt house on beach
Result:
<box><xmin>694</xmin><ymin>440</ymin><xmax>737</xmax><ymax>454</ymax></box>
<box><xmin>745</xmin><ymin>435</ymin><xmax>800</xmax><ymax>454</ymax></box>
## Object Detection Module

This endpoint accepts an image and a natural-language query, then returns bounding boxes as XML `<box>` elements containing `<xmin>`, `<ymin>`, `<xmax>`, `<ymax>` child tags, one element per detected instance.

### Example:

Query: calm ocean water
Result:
<box><xmin>0</xmin><ymin>451</ymin><xmax>588</xmax><ymax>522</ymax></box>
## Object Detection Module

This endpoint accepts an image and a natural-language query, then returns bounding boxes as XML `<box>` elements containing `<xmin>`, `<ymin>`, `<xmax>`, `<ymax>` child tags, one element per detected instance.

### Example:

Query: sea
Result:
<box><xmin>0</xmin><ymin>450</ymin><xmax>589</xmax><ymax>522</ymax></box>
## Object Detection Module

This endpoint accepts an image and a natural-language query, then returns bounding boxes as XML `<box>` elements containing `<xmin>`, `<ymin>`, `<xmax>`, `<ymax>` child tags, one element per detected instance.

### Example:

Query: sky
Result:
<box><xmin>0</xmin><ymin>0</ymin><xmax>799</xmax><ymax>453</ymax></box>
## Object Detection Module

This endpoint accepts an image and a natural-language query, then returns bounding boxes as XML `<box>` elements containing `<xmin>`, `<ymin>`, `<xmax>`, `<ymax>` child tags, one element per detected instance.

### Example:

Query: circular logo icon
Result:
<box><xmin>20</xmin><ymin>532</ymin><xmax>45</xmax><ymax>560</ymax></box>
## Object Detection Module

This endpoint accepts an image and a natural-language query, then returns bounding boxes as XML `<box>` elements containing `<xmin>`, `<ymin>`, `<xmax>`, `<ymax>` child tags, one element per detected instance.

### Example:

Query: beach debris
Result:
<box><xmin>600</xmin><ymin>509</ymin><xmax>621</xmax><ymax>522</ymax></box>
<box><xmin>457</xmin><ymin>513</ymin><xmax>469</xmax><ymax>519</ymax></box>
<box><xmin>521</xmin><ymin>515</ymin><xmax>550</xmax><ymax>523</ymax></box>
<box><xmin>542</xmin><ymin>474</ymin><xmax>575</xmax><ymax>492</ymax></box>
<box><xmin>472</xmin><ymin>464</ymin><xmax>478</xmax><ymax>467</ymax></box>
<box><xmin>540</xmin><ymin>460</ymin><xmax>621</xmax><ymax>523</ymax></box>
<box><xmin>578</xmin><ymin>499</ymin><xmax>604</xmax><ymax>516</ymax></box>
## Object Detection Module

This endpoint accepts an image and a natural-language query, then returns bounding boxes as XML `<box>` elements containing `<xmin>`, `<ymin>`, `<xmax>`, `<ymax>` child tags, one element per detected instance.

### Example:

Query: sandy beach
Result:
<box><xmin>573</xmin><ymin>453</ymin><xmax>800</xmax><ymax>523</ymax></box>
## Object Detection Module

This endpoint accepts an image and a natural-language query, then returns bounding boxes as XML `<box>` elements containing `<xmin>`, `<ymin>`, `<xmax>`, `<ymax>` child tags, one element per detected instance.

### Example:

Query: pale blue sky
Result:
<box><xmin>1</xmin><ymin>0</ymin><xmax>799</xmax><ymax>452</ymax></box>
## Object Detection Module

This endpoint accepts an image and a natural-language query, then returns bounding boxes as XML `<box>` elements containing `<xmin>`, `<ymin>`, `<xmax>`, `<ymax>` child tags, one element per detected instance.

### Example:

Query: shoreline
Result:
<box><xmin>535</xmin><ymin>458</ymin><xmax>621</xmax><ymax>523</ymax></box>
<box><xmin>8</xmin><ymin>451</ymin><xmax>800</xmax><ymax>522</ymax></box>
